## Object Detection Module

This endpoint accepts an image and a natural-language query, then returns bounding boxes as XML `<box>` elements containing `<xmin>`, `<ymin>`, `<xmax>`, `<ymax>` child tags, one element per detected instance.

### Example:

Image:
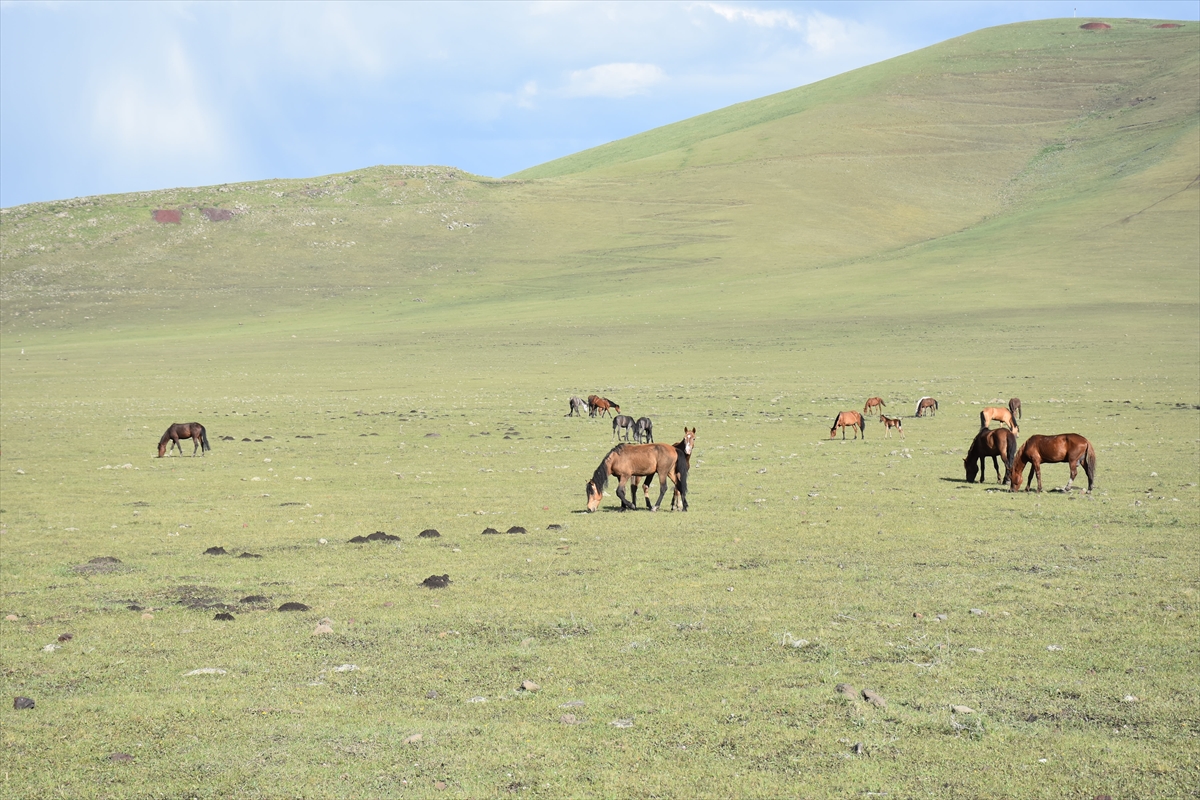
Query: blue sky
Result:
<box><xmin>1</xmin><ymin>1</ymin><xmax>1195</xmax><ymax>207</ymax></box>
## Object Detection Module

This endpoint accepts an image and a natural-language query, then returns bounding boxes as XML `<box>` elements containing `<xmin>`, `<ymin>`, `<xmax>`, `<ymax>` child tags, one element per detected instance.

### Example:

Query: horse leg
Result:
<box><xmin>1065</xmin><ymin>459</ymin><xmax>1078</xmax><ymax>491</ymax></box>
<box><xmin>990</xmin><ymin>456</ymin><xmax>1001</xmax><ymax>483</ymax></box>
<box><xmin>1033</xmin><ymin>462</ymin><xmax>1044</xmax><ymax>492</ymax></box>
<box><xmin>652</xmin><ymin>470</ymin><xmax>670</xmax><ymax>511</ymax></box>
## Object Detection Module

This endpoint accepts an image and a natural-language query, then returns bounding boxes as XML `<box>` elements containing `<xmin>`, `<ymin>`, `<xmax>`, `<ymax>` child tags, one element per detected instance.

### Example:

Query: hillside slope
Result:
<box><xmin>1</xmin><ymin>18</ymin><xmax>1196</xmax><ymax>383</ymax></box>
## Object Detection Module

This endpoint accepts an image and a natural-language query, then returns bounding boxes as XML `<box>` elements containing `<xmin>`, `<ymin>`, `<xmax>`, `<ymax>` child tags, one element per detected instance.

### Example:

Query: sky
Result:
<box><xmin>1</xmin><ymin>1</ymin><xmax>1196</xmax><ymax>207</ymax></box>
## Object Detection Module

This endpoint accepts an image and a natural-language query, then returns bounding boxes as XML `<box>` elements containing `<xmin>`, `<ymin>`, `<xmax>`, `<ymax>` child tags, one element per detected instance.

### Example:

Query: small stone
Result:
<box><xmin>109</xmin><ymin>752</ymin><xmax>134</xmax><ymax>762</ymax></box>
<box><xmin>861</xmin><ymin>689</ymin><xmax>887</xmax><ymax>709</ymax></box>
<box><xmin>520</xmin><ymin>680</ymin><xmax>540</xmax><ymax>692</ymax></box>
<box><xmin>559</xmin><ymin>714</ymin><xmax>582</xmax><ymax>725</ymax></box>
<box><xmin>853</xmin><ymin>742</ymin><xmax>865</xmax><ymax>755</ymax></box>
<box><xmin>468</xmin><ymin>696</ymin><xmax>487</xmax><ymax>703</ymax></box>
<box><xmin>935</xmin><ymin>614</ymin><xmax>948</xmax><ymax>621</ymax></box>
<box><xmin>333</xmin><ymin>664</ymin><xmax>357</xmax><ymax>672</ymax></box>
<box><xmin>1047</xmin><ymin>644</ymin><xmax>1063</xmax><ymax>651</ymax></box>
<box><xmin>425</xmin><ymin>690</ymin><xmax>438</xmax><ymax>699</ymax></box>
<box><xmin>835</xmin><ymin>683</ymin><xmax>858</xmax><ymax>701</ymax></box>
<box><xmin>184</xmin><ymin>668</ymin><xmax>227</xmax><ymax>676</ymax></box>
<box><xmin>318</xmin><ymin>538</ymin><xmax>328</xmax><ymax>544</ymax></box>
<box><xmin>42</xmin><ymin>644</ymin><xmax>59</xmax><ymax>652</ymax></box>
<box><xmin>913</xmin><ymin>612</ymin><xmax>924</xmax><ymax>619</ymax></box>
<box><xmin>951</xmin><ymin>705</ymin><xmax>975</xmax><ymax>714</ymax></box>
<box><xmin>610</xmin><ymin>718</ymin><xmax>634</xmax><ymax>728</ymax></box>
<box><xmin>141</xmin><ymin>613</ymin><xmax>154</xmax><ymax>620</ymax></box>
<box><xmin>403</xmin><ymin>734</ymin><xmax>423</xmax><ymax>745</ymax></box>
<box><xmin>970</xmin><ymin>608</ymin><xmax>985</xmax><ymax>616</ymax></box>
<box><xmin>13</xmin><ymin>696</ymin><xmax>34</xmax><ymax>710</ymax></box>
<box><xmin>434</xmin><ymin>780</ymin><xmax>447</xmax><ymax>790</ymax></box>
<box><xmin>313</xmin><ymin>623</ymin><xmax>333</xmax><ymax>635</ymax></box>
<box><xmin>1122</xmin><ymin>695</ymin><xmax>1139</xmax><ymax>703</ymax></box>
<box><xmin>57</xmin><ymin>633</ymin><xmax>73</xmax><ymax>642</ymax></box>
<box><xmin>559</xmin><ymin>700</ymin><xmax>585</xmax><ymax>708</ymax></box>
<box><xmin>4</xmin><ymin>615</ymin><xmax>17</xmax><ymax>621</ymax></box>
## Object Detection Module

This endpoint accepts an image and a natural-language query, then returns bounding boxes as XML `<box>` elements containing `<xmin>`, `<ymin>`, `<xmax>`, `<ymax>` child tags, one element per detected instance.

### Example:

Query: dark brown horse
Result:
<box><xmin>964</xmin><ymin>428</ymin><xmax>1017</xmax><ymax>484</ymax></box>
<box><xmin>980</xmin><ymin>406</ymin><xmax>1019</xmax><ymax>435</ymax></box>
<box><xmin>915</xmin><ymin>397</ymin><xmax>938</xmax><ymax>417</ymax></box>
<box><xmin>638</xmin><ymin>428</ymin><xmax>693</xmax><ymax>510</ymax></box>
<box><xmin>863</xmin><ymin>397</ymin><xmax>885</xmax><ymax>415</ymax></box>
<box><xmin>879</xmin><ymin>414</ymin><xmax>904</xmax><ymax>439</ymax></box>
<box><xmin>588</xmin><ymin>395</ymin><xmax>619</xmax><ymax>418</ymax></box>
<box><xmin>1008</xmin><ymin>397</ymin><xmax>1022</xmax><ymax>420</ymax></box>
<box><xmin>587</xmin><ymin>428</ymin><xmax>694</xmax><ymax>512</ymax></box>
<box><xmin>158</xmin><ymin>422</ymin><xmax>210</xmax><ymax>457</ymax></box>
<box><xmin>830</xmin><ymin>411</ymin><xmax>865</xmax><ymax>439</ymax></box>
<box><xmin>1010</xmin><ymin>434</ymin><xmax>1096</xmax><ymax>493</ymax></box>
<box><xmin>612</xmin><ymin>414</ymin><xmax>636</xmax><ymax>441</ymax></box>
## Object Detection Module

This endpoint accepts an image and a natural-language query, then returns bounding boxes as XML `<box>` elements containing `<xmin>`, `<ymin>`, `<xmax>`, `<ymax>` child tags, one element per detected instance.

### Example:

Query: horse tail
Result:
<box><xmin>979</xmin><ymin>410</ymin><xmax>988</xmax><ymax>430</ymax></box>
<box><xmin>200</xmin><ymin>425</ymin><xmax>210</xmax><ymax>452</ymax></box>
<box><xmin>1085</xmin><ymin>441</ymin><xmax>1097</xmax><ymax>485</ymax></box>
<box><xmin>1003</xmin><ymin>431</ymin><xmax>1017</xmax><ymax>476</ymax></box>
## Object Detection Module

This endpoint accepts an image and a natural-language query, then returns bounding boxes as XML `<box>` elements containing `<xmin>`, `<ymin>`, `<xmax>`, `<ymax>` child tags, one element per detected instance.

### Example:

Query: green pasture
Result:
<box><xmin>2</xmin><ymin>18</ymin><xmax>1198</xmax><ymax>799</ymax></box>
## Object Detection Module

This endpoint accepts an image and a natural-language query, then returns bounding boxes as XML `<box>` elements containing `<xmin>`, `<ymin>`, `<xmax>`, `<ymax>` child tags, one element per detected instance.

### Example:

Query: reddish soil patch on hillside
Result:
<box><xmin>152</xmin><ymin>209</ymin><xmax>181</xmax><ymax>223</ymax></box>
<box><xmin>1080</xmin><ymin>22</ymin><xmax>1112</xmax><ymax>30</ymax></box>
<box><xmin>1154</xmin><ymin>23</ymin><xmax>1183</xmax><ymax>28</ymax></box>
<box><xmin>201</xmin><ymin>207</ymin><xmax>233</xmax><ymax>221</ymax></box>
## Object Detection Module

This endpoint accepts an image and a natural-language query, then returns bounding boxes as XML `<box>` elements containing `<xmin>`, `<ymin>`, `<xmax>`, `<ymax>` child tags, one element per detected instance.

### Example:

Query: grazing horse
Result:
<box><xmin>158</xmin><ymin>422</ymin><xmax>210</xmax><ymax>457</ymax></box>
<box><xmin>1010</xmin><ymin>433</ymin><xmax>1096</xmax><ymax>493</ymax></box>
<box><xmin>566</xmin><ymin>396</ymin><xmax>587</xmax><ymax>417</ymax></box>
<box><xmin>964</xmin><ymin>428</ymin><xmax>1017</xmax><ymax>484</ymax></box>
<box><xmin>830</xmin><ymin>411</ymin><xmax>865</xmax><ymax>440</ymax></box>
<box><xmin>980</xmin><ymin>406</ymin><xmax>1019</xmax><ymax>435</ymax></box>
<box><xmin>586</xmin><ymin>428</ymin><xmax>695</xmax><ymax>512</ymax></box>
<box><xmin>612</xmin><ymin>414</ymin><xmax>636</xmax><ymax>441</ymax></box>
<box><xmin>1008</xmin><ymin>397</ymin><xmax>1022</xmax><ymax>420</ymax></box>
<box><xmin>863</xmin><ymin>397</ymin><xmax>885</xmax><ymax>415</ymax></box>
<box><xmin>588</xmin><ymin>395</ymin><xmax>619</xmax><ymax>418</ymax></box>
<box><xmin>634</xmin><ymin>416</ymin><xmax>654</xmax><ymax>443</ymax></box>
<box><xmin>915</xmin><ymin>397</ymin><xmax>938</xmax><ymax>417</ymax></box>
<box><xmin>879</xmin><ymin>414</ymin><xmax>904</xmax><ymax>439</ymax></box>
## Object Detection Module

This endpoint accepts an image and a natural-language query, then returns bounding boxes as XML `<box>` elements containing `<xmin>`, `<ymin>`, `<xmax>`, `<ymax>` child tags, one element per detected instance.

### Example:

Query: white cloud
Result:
<box><xmin>803</xmin><ymin>10</ymin><xmax>853</xmax><ymax>54</ymax></box>
<box><xmin>698</xmin><ymin>2</ymin><xmax>803</xmax><ymax>31</ymax></box>
<box><xmin>695</xmin><ymin>3</ymin><xmax>858</xmax><ymax>54</ymax></box>
<box><xmin>90</xmin><ymin>41</ymin><xmax>226</xmax><ymax>166</ymax></box>
<box><xmin>562</xmin><ymin>62</ymin><xmax>665</xmax><ymax>98</ymax></box>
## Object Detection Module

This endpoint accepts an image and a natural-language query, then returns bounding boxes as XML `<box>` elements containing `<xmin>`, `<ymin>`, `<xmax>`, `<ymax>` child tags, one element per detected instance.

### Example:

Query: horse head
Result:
<box><xmin>585</xmin><ymin>481</ymin><xmax>602</xmax><ymax>512</ymax></box>
<box><xmin>964</xmin><ymin>455</ymin><xmax>978</xmax><ymax>483</ymax></box>
<box><xmin>682</xmin><ymin>427</ymin><xmax>696</xmax><ymax>455</ymax></box>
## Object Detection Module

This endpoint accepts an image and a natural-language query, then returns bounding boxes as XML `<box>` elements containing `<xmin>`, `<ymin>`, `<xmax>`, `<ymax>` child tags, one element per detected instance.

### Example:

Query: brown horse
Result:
<box><xmin>964</xmin><ymin>428</ymin><xmax>1017</xmax><ymax>484</ymax></box>
<box><xmin>588</xmin><ymin>395</ymin><xmax>619</xmax><ymax>418</ymax></box>
<box><xmin>915</xmin><ymin>397</ymin><xmax>938</xmax><ymax>417</ymax></box>
<box><xmin>863</xmin><ymin>397</ymin><xmax>885</xmax><ymax>415</ymax></box>
<box><xmin>980</xmin><ymin>406</ymin><xmax>1019</xmax><ymax>435</ymax></box>
<box><xmin>1008</xmin><ymin>397</ymin><xmax>1022</xmax><ymax>420</ymax></box>
<box><xmin>879</xmin><ymin>414</ymin><xmax>904</xmax><ymax>439</ymax></box>
<box><xmin>158</xmin><ymin>422</ymin><xmax>210</xmax><ymax>457</ymax></box>
<box><xmin>1010</xmin><ymin>434</ymin><xmax>1096</xmax><ymax>493</ymax></box>
<box><xmin>830</xmin><ymin>411</ymin><xmax>865</xmax><ymax>440</ymax></box>
<box><xmin>587</xmin><ymin>428</ymin><xmax>694</xmax><ymax>512</ymax></box>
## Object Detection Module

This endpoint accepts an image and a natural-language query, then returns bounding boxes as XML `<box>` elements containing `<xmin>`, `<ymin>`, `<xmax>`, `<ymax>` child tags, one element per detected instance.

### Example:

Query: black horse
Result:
<box><xmin>158</xmin><ymin>422</ymin><xmax>210</xmax><ymax>457</ymax></box>
<box><xmin>634</xmin><ymin>417</ymin><xmax>653</xmax><ymax>443</ymax></box>
<box><xmin>964</xmin><ymin>428</ymin><xmax>1017</xmax><ymax>484</ymax></box>
<box><xmin>612</xmin><ymin>414</ymin><xmax>636</xmax><ymax>441</ymax></box>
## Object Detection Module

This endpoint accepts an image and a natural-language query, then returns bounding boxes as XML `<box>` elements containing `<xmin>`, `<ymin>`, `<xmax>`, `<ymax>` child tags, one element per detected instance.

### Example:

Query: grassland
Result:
<box><xmin>1</xmin><ymin>18</ymin><xmax>1198</xmax><ymax>799</ymax></box>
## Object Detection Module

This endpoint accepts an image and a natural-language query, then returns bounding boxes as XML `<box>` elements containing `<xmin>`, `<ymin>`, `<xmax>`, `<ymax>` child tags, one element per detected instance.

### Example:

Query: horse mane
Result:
<box><xmin>590</xmin><ymin>447</ymin><xmax>621</xmax><ymax>492</ymax></box>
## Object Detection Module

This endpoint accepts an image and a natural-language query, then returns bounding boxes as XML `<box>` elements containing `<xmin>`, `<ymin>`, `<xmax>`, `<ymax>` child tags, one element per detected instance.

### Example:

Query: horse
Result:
<box><xmin>566</xmin><ymin>396</ymin><xmax>587</xmax><ymax>417</ymax></box>
<box><xmin>641</xmin><ymin>428</ymin><xmax>693</xmax><ymax>510</ymax></box>
<box><xmin>587</xmin><ymin>428</ymin><xmax>694</xmax><ymax>512</ymax></box>
<box><xmin>588</xmin><ymin>395</ymin><xmax>619</xmax><ymax>418</ymax></box>
<box><xmin>915</xmin><ymin>397</ymin><xmax>938</xmax><ymax>417</ymax></box>
<box><xmin>634</xmin><ymin>416</ymin><xmax>653</xmax><ymax>443</ymax></box>
<box><xmin>879</xmin><ymin>414</ymin><xmax>904</xmax><ymax>439</ymax></box>
<box><xmin>863</xmin><ymin>397</ymin><xmax>885</xmax><ymax>415</ymax></box>
<box><xmin>1008</xmin><ymin>397</ymin><xmax>1022</xmax><ymax>420</ymax></box>
<box><xmin>830</xmin><ymin>411</ymin><xmax>865</xmax><ymax>440</ymax></box>
<box><xmin>612</xmin><ymin>414</ymin><xmax>636</xmax><ymax>441</ymax></box>
<box><xmin>158</xmin><ymin>422</ymin><xmax>210</xmax><ymax>457</ymax></box>
<box><xmin>980</xmin><ymin>406</ymin><xmax>1019</xmax><ymax>435</ymax></box>
<box><xmin>1011</xmin><ymin>434</ymin><xmax>1096</xmax><ymax>493</ymax></box>
<box><xmin>964</xmin><ymin>428</ymin><xmax>1017</xmax><ymax>484</ymax></box>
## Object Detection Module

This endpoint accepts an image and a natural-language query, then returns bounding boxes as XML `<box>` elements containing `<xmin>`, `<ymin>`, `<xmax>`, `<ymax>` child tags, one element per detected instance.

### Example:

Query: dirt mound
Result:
<box><xmin>237</xmin><ymin>552</ymin><xmax>262</xmax><ymax>559</ymax></box>
<box><xmin>152</xmin><ymin>209</ymin><xmax>181</xmax><ymax>224</ymax></box>
<box><xmin>203</xmin><ymin>547</ymin><xmax>227</xmax><ymax>556</ymax></box>
<box><xmin>481</xmin><ymin>527</ymin><xmax>500</xmax><ymax>535</ymax></box>
<box><xmin>506</xmin><ymin>526</ymin><xmax>528</xmax><ymax>534</ymax></box>
<box><xmin>201</xmin><ymin>208</ymin><xmax>233</xmax><ymax>221</ymax></box>
<box><xmin>213</xmin><ymin>612</ymin><xmax>235</xmax><ymax>621</ymax></box>
<box><xmin>1080</xmin><ymin>22</ymin><xmax>1111</xmax><ymax>30</ymax></box>
<box><xmin>422</xmin><ymin>574</ymin><xmax>451</xmax><ymax>589</ymax></box>
<box><xmin>349</xmin><ymin>535</ymin><xmax>370</xmax><ymax>543</ymax></box>
<box><xmin>547</xmin><ymin>524</ymin><xmax>563</xmax><ymax>531</ymax></box>
<box><xmin>277</xmin><ymin>602</ymin><xmax>310</xmax><ymax>612</ymax></box>
<box><xmin>239</xmin><ymin>595</ymin><xmax>270</xmax><ymax>604</ymax></box>
<box><xmin>418</xmin><ymin>529</ymin><xmax>441</xmax><ymax>538</ymax></box>
<box><xmin>73</xmin><ymin>556</ymin><xmax>128</xmax><ymax>575</ymax></box>
<box><xmin>367</xmin><ymin>531</ymin><xmax>399</xmax><ymax>542</ymax></box>
<box><xmin>1154</xmin><ymin>23</ymin><xmax>1183</xmax><ymax>28</ymax></box>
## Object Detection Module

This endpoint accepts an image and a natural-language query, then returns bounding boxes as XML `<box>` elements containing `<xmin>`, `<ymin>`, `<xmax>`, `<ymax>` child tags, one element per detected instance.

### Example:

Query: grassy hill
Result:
<box><xmin>1</xmin><ymin>18</ymin><xmax>1197</xmax><ymax>799</ymax></box>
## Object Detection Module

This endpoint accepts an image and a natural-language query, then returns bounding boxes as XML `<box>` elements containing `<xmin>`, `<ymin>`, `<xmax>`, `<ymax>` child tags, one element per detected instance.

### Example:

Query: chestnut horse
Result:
<box><xmin>158</xmin><ymin>422</ymin><xmax>210</xmax><ymax>457</ymax></box>
<box><xmin>980</xmin><ymin>406</ymin><xmax>1019</xmax><ymax>435</ymax></box>
<box><xmin>586</xmin><ymin>428</ymin><xmax>695</xmax><ymax>512</ymax></box>
<box><xmin>964</xmin><ymin>428</ymin><xmax>1017</xmax><ymax>484</ymax></box>
<box><xmin>879</xmin><ymin>414</ymin><xmax>904</xmax><ymax>439</ymax></box>
<box><xmin>1008</xmin><ymin>397</ymin><xmax>1022</xmax><ymax>420</ymax></box>
<box><xmin>588</xmin><ymin>395</ymin><xmax>619</xmax><ymax>418</ymax></box>
<box><xmin>830</xmin><ymin>411</ymin><xmax>865</xmax><ymax>439</ymax></box>
<box><xmin>1010</xmin><ymin>433</ymin><xmax>1096</xmax><ymax>493</ymax></box>
<box><xmin>915</xmin><ymin>397</ymin><xmax>938</xmax><ymax>417</ymax></box>
<box><xmin>863</xmin><ymin>397</ymin><xmax>885</xmax><ymax>415</ymax></box>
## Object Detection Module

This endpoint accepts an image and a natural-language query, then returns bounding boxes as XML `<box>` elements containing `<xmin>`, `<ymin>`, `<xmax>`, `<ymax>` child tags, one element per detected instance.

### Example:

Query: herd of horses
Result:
<box><xmin>155</xmin><ymin>391</ymin><xmax>1095</xmax><ymax>519</ymax></box>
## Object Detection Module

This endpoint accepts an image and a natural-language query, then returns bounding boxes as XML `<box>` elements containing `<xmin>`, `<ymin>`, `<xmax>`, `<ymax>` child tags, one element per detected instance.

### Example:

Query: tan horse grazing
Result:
<box><xmin>863</xmin><ymin>397</ymin><xmax>885</xmax><ymax>415</ymax></box>
<box><xmin>915</xmin><ymin>397</ymin><xmax>938</xmax><ymax>417</ymax></box>
<box><xmin>588</xmin><ymin>395</ymin><xmax>619</xmax><ymax>418</ymax></box>
<box><xmin>158</xmin><ymin>422</ymin><xmax>210</xmax><ymax>457</ymax></box>
<box><xmin>1008</xmin><ymin>397</ymin><xmax>1022</xmax><ymax>420</ymax></box>
<box><xmin>830</xmin><ymin>411</ymin><xmax>865</xmax><ymax>440</ymax></box>
<box><xmin>879</xmin><ymin>414</ymin><xmax>904</xmax><ymax>439</ymax></box>
<box><xmin>964</xmin><ymin>428</ymin><xmax>1017</xmax><ymax>484</ymax></box>
<box><xmin>980</xmin><ymin>406</ymin><xmax>1019</xmax><ymax>435</ymax></box>
<box><xmin>586</xmin><ymin>428</ymin><xmax>695</xmax><ymax>512</ymax></box>
<box><xmin>1010</xmin><ymin>433</ymin><xmax>1096</xmax><ymax>493</ymax></box>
